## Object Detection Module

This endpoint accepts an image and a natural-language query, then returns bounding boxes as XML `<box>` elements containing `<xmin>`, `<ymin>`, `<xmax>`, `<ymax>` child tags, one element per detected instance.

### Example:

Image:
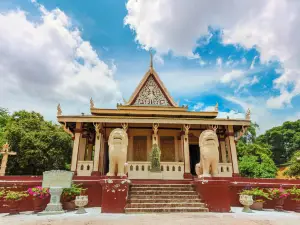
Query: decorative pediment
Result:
<box><xmin>132</xmin><ymin>75</ymin><xmax>171</xmax><ymax>106</ymax></box>
<box><xmin>127</xmin><ymin>68</ymin><xmax>177</xmax><ymax>107</ymax></box>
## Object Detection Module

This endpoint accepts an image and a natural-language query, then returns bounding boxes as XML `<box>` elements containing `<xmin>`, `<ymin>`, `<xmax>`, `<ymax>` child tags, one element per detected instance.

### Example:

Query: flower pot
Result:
<box><xmin>239</xmin><ymin>194</ymin><xmax>253</xmax><ymax>213</ymax></box>
<box><xmin>33</xmin><ymin>198</ymin><xmax>47</xmax><ymax>213</ymax></box>
<box><xmin>275</xmin><ymin>197</ymin><xmax>286</xmax><ymax>211</ymax></box>
<box><xmin>62</xmin><ymin>200</ymin><xmax>76</xmax><ymax>211</ymax></box>
<box><xmin>6</xmin><ymin>200</ymin><xmax>21</xmax><ymax>215</ymax></box>
<box><xmin>295</xmin><ymin>201</ymin><xmax>300</xmax><ymax>213</ymax></box>
<box><xmin>250</xmin><ymin>201</ymin><xmax>264</xmax><ymax>211</ymax></box>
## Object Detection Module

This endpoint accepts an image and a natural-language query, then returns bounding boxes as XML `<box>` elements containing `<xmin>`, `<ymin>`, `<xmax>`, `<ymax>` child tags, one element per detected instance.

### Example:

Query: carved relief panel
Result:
<box><xmin>133</xmin><ymin>75</ymin><xmax>170</xmax><ymax>106</ymax></box>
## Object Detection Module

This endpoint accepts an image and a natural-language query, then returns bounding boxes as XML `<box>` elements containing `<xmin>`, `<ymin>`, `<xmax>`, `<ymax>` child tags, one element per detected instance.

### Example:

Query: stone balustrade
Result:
<box><xmin>218</xmin><ymin>163</ymin><xmax>233</xmax><ymax>177</ymax></box>
<box><xmin>127</xmin><ymin>161</ymin><xmax>184</xmax><ymax>180</ymax></box>
<box><xmin>77</xmin><ymin>161</ymin><xmax>93</xmax><ymax>176</ymax></box>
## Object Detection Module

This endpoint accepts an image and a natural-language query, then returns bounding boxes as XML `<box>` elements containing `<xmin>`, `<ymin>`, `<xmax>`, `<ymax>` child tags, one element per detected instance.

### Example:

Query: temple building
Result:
<box><xmin>57</xmin><ymin>56</ymin><xmax>251</xmax><ymax>179</ymax></box>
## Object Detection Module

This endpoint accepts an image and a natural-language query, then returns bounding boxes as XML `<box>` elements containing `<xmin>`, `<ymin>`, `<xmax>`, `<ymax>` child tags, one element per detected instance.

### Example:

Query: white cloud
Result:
<box><xmin>216</xmin><ymin>57</ymin><xmax>222</xmax><ymax>68</ymax></box>
<box><xmin>221</xmin><ymin>70</ymin><xmax>245</xmax><ymax>83</ymax></box>
<box><xmin>125</xmin><ymin>0</ymin><xmax>300</xmax><ymax>109</ymax></box>
<box><xmin>192</xmin><ymin>102</ymin><xmax>204</xmax><ymax>111</ymax></box>
<box><xmin>0</xmin><ymin>2</ymin><xmax>121</xmax><ymax>118</ymax></box>
<box><xmin>153</xmin><ymin>53</ymin><xmax>164</xmax><ymax>65</ymax></box>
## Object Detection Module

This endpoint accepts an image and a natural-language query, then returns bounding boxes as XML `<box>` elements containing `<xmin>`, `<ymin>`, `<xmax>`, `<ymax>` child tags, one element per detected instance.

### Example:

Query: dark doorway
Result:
<box><xmin>104</xmin><ymin>142</ymin><xmax>109</xmax><ymax>174</ymax></box>
<box><xmin>189</xmin><ymin>144</ymin><xmax>200</xmax><ymax>175</ymax></box>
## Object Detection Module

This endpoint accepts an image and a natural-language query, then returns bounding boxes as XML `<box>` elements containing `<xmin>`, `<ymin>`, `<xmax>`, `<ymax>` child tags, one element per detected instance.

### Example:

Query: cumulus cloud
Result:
<box><xmin>125</xmin><ymin>0</ymin><xmax>300</xmax><ymax>109</ymax></box>
<box><xmin>0</xmin><ymin>2</ymin><xmax>121</xmax><ymax>118</ymax></box>
<box><xmin>192</xmin><ymin>102</ymin><xmax>204</xmax><ymax>111</ymax></box>
<box><xmin>221</xmin><ymin>70</ymin><xmax>245</xmax><ymax>83</ymax></box>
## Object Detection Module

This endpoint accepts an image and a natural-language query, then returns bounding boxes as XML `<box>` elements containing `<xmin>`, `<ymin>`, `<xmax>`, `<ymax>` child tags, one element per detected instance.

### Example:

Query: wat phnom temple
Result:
<box><xmin>57</xmin><ymin>56</ymin><xmax>251</xmax><ymax>180</ymax></box>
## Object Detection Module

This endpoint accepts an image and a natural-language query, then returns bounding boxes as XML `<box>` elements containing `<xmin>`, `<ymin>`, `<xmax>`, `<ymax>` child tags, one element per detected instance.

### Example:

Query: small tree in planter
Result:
<box><xmin>27</xmin><ymin>186</ymin><xmax>50</xmax><ymax>213</ymax></box>
<box><xmin>61</xmin><ymin>183</ymin><xmax>86</xmax><ymax>211</ymax></box>
<box><xmin>4</xmin><ymin>190</ymin><xmax>29</xmax><ymax>214</ymax></box>
<box><xmin>150</xmin><ymin>144</ymin><xmax>161</xmax><ymax>172</ymax></box>
<box><xmin>240</xmin><ymin>188</ymin><xmax>271</xmax><ymax>210</ymax></box>
<box><xmin>287</xmin><ymin>186</ymin><xmax>300</xmax><ymax>213</ymax></box>
<box><xmin>267</xmin><ymin>187</ymin><xmax>290</xmax><ymax>211</ymax></box>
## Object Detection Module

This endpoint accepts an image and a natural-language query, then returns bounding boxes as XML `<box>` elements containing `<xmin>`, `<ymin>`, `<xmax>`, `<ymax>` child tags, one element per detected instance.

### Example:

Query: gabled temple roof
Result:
<box><xmin>126</xmin><ymin>53</ymin><xmax>178</xmax><ymax>107</ymax></box>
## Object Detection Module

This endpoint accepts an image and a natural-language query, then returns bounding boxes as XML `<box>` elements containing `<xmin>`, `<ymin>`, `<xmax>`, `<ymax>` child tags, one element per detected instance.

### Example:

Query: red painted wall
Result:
<box><xmin>0</xmin><ymin>176</ymin><xmax>299</xmax><ymax>213</ymax></box>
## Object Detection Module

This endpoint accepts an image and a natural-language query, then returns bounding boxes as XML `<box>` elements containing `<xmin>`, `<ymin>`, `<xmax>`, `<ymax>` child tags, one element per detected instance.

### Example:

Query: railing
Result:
<box><xmin>218</xmin><ymin>163</ymin><xmax>233</xmax><ymax>177</ymax></box>
<box><xmin>77</xmin><ymin>161</ymin><xmax>93</xmax><ymax>176</ymax></box>
<box><xmin>127</xmin><ymin>161</ymin><xmax>184</xmax><ymax>180</ymax></box>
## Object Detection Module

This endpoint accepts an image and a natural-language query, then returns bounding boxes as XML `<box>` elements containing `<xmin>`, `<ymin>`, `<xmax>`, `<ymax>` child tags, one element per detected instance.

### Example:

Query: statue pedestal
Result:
<box><xmin>38</xmin><ymin>187</ymin><xmax>65</xmax><ymax>215</ymax></box>
<box><xmin>149</xmin><ymin>171</ymin><xmax>163</xmax><ymax>179</ymax></box>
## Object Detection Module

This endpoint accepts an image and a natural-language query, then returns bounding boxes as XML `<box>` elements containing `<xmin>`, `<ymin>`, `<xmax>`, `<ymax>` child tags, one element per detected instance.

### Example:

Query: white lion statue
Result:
<box><xmin>106</xmin><ymin>128</ymin><xmax>128</xmax><ymax>177</ymax></box>
<box><xmin>195</xmin><ymin>129</ymin><xmax>219</xmax><ymax>178</ymax></box>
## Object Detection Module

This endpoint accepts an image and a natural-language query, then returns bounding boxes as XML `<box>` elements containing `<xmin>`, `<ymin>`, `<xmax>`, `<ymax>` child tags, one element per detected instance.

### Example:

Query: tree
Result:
<box><xmin>257</xmin><ymin>120</ymin><xmax>300</xmax><ymax>165</ymax></box>
<box><xmin>4</xmin><ymin>110</ymin><xmax>72</xmax><ymax>175</ymax></box>
<box><xmin>237</xmin><ymin>142</ymin><xmax>277</xmax><ymax>178</ymax></box>
<box><xmin>0</xmin><ymin>108</ymin><xmax>10</xmax><ymax>146</ymax></box>
<box><xmin>284</xmin><ymin>150</ymin><xmax>300</xmax><ymax>178</ymax></box>
<box><xmin>150</xmin><ymin>144</ymin><xmax>161</xmax><ymax>172</ymax></box>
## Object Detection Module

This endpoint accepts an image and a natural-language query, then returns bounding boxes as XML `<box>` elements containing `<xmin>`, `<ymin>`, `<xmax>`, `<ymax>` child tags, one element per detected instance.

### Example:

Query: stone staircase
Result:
<box><xmin>125</xmin><ymin>184</ymin><xmax>209</xmax><ymax>213</ymax></box>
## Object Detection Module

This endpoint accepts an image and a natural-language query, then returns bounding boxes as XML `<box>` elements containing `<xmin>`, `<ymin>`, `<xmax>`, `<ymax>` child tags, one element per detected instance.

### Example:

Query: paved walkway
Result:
<box><xmin>0</xmin><ymin>207</ymin><xmax>299</xmax><ymax>225</ymax></box>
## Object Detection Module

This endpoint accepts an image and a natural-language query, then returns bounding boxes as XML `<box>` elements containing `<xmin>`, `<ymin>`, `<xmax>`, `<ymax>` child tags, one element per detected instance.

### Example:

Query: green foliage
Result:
<box><xmin>0</xmin><ymin>108</ymin><xmax>10</xmax><ymax>146</ymax></box>
<box><xmin>257</xmin><ymin>120</ymin><xmax>300</xmax><ymax>165</ymax></box>
<box><xmin>150</xmin><ymin>144</ymin><xmax>161</xmax><ymax>172</ymax></box>
<box><xmin>4</xmin><ymin>191</ymin><xmax>29</xmax><ymax>201</ymax></box>
<box><xmin>239</xmin><ymin>122</ymin><xmax>259</xmax><ymax>144</ymax></box>
<box><xmin>239</xmin><ymin>188</ymin><xmax>271</xmax><ymax>202</ymax></box>
<box><xmin>287</xmin><ymin>186</ymin><xmax>300</xmax><ymax>202</ymax></box>
<box><xmin>4</xmin><ymin>110</ymin><xmax>73</xmax><ymax>175</ymax></box>
<box><xmin>283</xmin><ymin>151</ymin><xmax>300</xmax><ymax>178</ymax></box>
<box><xmin>237</xmin><ymin>142</ymin><xmax>277</xmax><ymax>178</ymax></box>
<box><xmin>62</xmin><ymin>183</ymin><xmax>86</xmax><ymax>202</ymax></box>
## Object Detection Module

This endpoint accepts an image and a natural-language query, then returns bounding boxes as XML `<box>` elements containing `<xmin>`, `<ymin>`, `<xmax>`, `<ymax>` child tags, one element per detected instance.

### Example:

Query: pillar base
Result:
<box><xmin>184</xmin><ymin>173</ymin><xmax>193</xmax><ymax>179</ymax></box>
<box><xmin>91</xmin><ymin>171</ymin><xmax>101</xmax><ymax>176</ymax></box>
<box><xmin>71</xmin><ymin>171</ymin><xmax>77</xmax><ymax>176</ymax></box>
<box><xmin>232</xmin><ymin>173</ymin><xmax>240</xmax><ymax>177</ymax></box>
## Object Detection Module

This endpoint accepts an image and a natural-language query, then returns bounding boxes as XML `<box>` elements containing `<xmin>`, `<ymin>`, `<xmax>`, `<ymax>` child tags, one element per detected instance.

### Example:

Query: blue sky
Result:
<box><xmin>0</xmin><ymin>0</ymin><xmax>299</xmax><ymax>134</ymax></box>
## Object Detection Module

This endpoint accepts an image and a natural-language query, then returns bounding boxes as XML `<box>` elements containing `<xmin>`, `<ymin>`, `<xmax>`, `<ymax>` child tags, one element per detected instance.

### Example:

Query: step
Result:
<box><xmin>128</xmin><ymin>198</ymin><xmax>203</xmax><ymax>203</ymax></box>
<box><xmin>130</xmin><ymin>190</ymin><xmax>196</xmax><ymax>195</ymax></box>
<box><xmin>129</xmin><ymin>195</ymin><xmax>200</xmax><ymax>200</ymax></box>
<box><xmin>125</xmin><ymin>207</ymin><xmax>209</xmax><ymax>213</ymax></box>
<box><xmin>126</xmin><ymin>202</ymin><xmax>206</xmax><ymax>208</ymax></box>
<box><xmin>130</xmin><ymin>187</ymin><xmax>194</xmax><ymax>191</ymax></box>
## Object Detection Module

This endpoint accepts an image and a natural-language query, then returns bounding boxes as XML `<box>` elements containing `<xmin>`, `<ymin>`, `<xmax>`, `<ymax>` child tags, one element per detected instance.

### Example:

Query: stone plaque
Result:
<box><xmin>42</xmin><ymin>170</ymin><xmax>73</xmax><ymax>188</ymax></box>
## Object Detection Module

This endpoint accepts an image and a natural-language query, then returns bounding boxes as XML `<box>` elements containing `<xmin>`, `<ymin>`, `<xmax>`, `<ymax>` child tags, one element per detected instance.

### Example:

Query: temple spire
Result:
<box><xmin>150</xmin><ymin>51</ymin><xmax>153</xmax><ymax>69</ymax></box>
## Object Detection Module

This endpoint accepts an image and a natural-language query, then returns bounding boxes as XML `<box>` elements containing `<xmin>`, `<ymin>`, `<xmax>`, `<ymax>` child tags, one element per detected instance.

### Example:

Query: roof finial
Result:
<box><xmin>150</xmin><ymin>50</ymin><xmax>153</xmax><ymax>69</ymax></box>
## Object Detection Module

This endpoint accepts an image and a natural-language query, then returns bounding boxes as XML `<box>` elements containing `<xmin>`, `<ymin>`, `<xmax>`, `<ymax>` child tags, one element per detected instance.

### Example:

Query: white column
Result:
<box><xmin>71</xmin><ymin>122</ymin><xmax>81</xmax><ymax>172</ymax></box>
<box><xmin>183</xmin><ymin>125</ymin><xmax>190</xmax><ymax>173</ymax></box>
<box><xmin>93</xmin><ymin>130</ymin><xmax>102</xmax><ymax>172</ymax></box>
<box><xmin>228</xmin><ymin>125</ymin><xmax>239</xmax><ymax>175</ymax></box>
<box><xmin>220</xmin><ymin>137</ymin><xmax>227</xmax><ymax>163</ymax></box>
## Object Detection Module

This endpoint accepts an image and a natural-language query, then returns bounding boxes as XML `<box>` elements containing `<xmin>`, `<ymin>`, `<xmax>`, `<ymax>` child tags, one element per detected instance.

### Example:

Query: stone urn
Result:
<box><xmin>62</xmin><ymin>200</ymin><xmax>76</xmax><ymax>211</ymax></box>
<box><xmin>75</xmin><ymin>195</ymin><xmax>88</xmax><ymax>214</ymax></box>
<box><xmin>239</xmin><ymin>194</ymin><xmax>254</xmax><ymax>213</ymax></box>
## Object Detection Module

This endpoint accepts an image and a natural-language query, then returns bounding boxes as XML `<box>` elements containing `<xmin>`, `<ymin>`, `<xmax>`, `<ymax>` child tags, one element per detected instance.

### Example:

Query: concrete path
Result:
<box><xmin>0</xmin><ymin>207</ymin><xmax>299</xmax><ymax>225</ymax></box>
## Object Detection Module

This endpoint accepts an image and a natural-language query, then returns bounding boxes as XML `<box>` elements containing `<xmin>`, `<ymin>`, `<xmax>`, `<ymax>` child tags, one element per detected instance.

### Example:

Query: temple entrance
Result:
<box><xmin>189</xmin><ymin>144</ymin><xmax>200</xmax><ymax>176</ymax></box>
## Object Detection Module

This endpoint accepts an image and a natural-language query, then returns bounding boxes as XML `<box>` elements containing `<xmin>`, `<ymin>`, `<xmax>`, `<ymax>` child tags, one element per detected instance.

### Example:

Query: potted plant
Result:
<box><xmin>27</xmin><ymin>186</ymin><xmax>50</xmax><ymax>213</ymax></box>
<box><xmin>240</xmin><ymin>188</ymin><xmax>271</xmax><ymax>210</ymax></box>
<box><xmin>287</xmin><ymin>186</ymin><xmax>300</xmax><ymax>213</ymax></box>
<box><xmin>0</xmin><ymin>188</ymin><xmax>5</xmax><ymax>209</ymax></box>
<box><xmin>267</xmin><ymin>187</ymin><xmax>290</xmax><ymax>211</ymax></box>
<box><xmin>61</xmin><ymin>183</ymin><xmax>86</xmax><ymax>211</ymax></box>
<box><xmin>4</xmin><ymin>190</ymin><xmax>29</xmax><ymax>214</ymax></box>
<box><xmin>239</xmin><ymin>189</ymin><xmax>254</xmax><ymax>213</ymax></box>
